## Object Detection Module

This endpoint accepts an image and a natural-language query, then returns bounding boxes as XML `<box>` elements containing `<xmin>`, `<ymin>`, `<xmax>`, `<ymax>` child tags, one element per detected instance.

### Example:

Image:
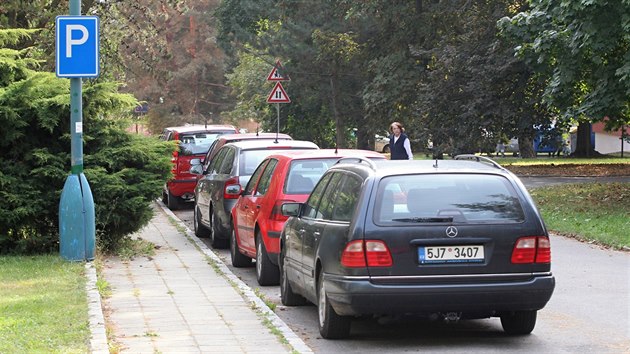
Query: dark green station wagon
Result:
<box><xmin>279</xmin><ymin>156</ymin><xmax>555</xmax><ymax>339</ymax></box>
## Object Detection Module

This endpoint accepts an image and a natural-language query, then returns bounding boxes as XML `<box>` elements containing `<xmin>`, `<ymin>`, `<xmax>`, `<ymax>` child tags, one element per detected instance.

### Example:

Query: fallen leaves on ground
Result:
<box><xmin>505</xmin><ymin>163</ymin><xmax>630</xmax><ymax>176</ymax></box>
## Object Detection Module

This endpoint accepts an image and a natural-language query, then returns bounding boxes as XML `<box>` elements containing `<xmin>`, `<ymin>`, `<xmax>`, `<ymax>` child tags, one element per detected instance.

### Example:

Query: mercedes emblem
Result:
<box><xmin>445</xmin><ymin>226</ymin><xmax>458</xmax><ymax>238</ymax></box>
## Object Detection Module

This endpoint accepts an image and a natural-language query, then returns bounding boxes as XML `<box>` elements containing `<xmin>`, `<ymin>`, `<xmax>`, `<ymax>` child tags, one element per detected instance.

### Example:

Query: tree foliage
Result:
<box><xmin>215</xmin><ymin>1</ymin><xmax>556</xmax><ymax>156</ymax></box>
<box><xmin>498</xmin><ymin>0</ymin><xmax>630</xmax><ymax>156</ymax></box>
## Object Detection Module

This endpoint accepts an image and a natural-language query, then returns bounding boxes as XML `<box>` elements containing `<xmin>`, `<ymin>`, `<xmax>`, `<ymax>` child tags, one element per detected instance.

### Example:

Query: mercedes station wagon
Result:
<box><xmin>279</xmin><ymin>156</ymin><xmax>555</xmax><ymax>339</ymax></box>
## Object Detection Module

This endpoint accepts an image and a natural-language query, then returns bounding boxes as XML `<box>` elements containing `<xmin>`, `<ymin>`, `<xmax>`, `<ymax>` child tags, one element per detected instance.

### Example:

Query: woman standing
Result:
<box><xmin>388</xmin><ymin>122</ymin><xmax>413</xmax><ymax>160</ymax></box>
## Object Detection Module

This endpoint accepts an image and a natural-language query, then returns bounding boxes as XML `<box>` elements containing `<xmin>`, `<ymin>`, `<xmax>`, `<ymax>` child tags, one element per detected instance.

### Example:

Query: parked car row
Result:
<box><xmin>162</xmin><ymin>125</ymin><xmax>555</xmax><ymax>340</ymax></box>
<box><xmin>229</xmin><ymin>149</ymin><xmax>386</xmax><ymax>285</ymax></box>
<box><xmin>191</xmin><ymin>139</ymin><xmax>319</xmax><ymax>248</ymax></box>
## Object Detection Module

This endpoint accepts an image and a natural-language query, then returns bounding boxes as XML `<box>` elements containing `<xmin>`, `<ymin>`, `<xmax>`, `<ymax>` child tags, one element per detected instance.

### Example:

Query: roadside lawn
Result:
<box><xmin>0</xmin><ymin>255</ymin><xmax>89</xmax><ymax>353</ymax></box>
<box><xmin>531</xmin><ymin>182</ymin><xmax>630</xmax><ymax>250</ymax></box>
<box><xmin>498</xmin><ymin>157</ymin><xmax>629</xmax><ymax>249</ymax></box>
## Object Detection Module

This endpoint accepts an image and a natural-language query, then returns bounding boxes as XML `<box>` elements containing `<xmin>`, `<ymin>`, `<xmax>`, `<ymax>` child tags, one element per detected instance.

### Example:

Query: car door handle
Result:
<box><xmin>243</xmin><ymin>205</ymin><xmax>248</xmax><ymax>209</ymax></box>
<box><xmin>298</xmin><ymin>229</ymin><xmax>306</xmax><ymax>234</ymax></box>
<box><xmin>313</xmin><ymin>231</ymin><xmax>321</xmax><ymax>236</ymax></box>
<box><xmin>256</xmin><ymin>205</ymin><xmax>261</xmax><ymax>209</ymax></box>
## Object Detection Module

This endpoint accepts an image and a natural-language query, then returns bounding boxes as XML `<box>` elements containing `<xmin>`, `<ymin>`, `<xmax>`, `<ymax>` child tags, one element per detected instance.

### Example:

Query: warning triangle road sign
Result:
<box><xmin>267</xmin><ymin>82</ymin><xmax>291</xmax><ymax>103</ymax></box>
<box><xmin>266</xmin><ymin>60</ymin><xmax>291</xmax><ymax>81</ymax></box>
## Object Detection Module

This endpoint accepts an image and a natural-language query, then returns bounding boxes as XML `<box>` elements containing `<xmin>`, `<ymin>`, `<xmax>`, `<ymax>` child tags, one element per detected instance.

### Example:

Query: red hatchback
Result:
<box><xmin>230</xmin><ymin>149</ymin><xmax>386</xmax><ymax>285</ymax></box>
<box><xmin>160</xmin><ymin>124</ymin><xmax>238</xmax><ymax>209</ymax></box>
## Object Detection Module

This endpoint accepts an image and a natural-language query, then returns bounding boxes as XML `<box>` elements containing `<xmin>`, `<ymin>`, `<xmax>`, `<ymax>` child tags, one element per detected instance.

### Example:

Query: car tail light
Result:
<box><xmin>171</xmin><ymin>133</ymin><xmax>179</xmax><ymax>173</ymax></box>
<box><xmin>341</xmin><ymin>240</ymin><xmax>366</xmax><ymax>267</ymax></box>
<box><xmin>223</xmin><ymin>177</ymin><xmax>242</xmax><ymax>199</ymax></box>
<box><xmin>365</xmin><ymin>241</ymin><xmax>393</xmax><ymax>266</ymax></box>
<box><xmin>341</xmin><ymin>240</ymin><xmax>392</xmax><ymax>268</ymax></box>
<box><xmin>270</xmin><ymin>200</ymin><xmax>293</xmax><ymax>222</ymax></box>
<box><xmin>171</xmin><ymin>151</ymin><xmax>178</xmax><ymax>172</ymax></box>
<box><xmin>535</xmin><ymin>237</ymin><xmax>551</xmax><ymax>263</ymax></box>
<box><xmin>511</xmin><ymin>236</ymin><xmax>551</xmax><ymax>264</ymax></box>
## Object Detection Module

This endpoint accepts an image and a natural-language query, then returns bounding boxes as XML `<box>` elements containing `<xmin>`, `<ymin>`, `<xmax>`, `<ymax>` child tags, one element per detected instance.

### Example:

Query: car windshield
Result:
<box><xmin>375</xmin><ymin>174</ymin><xmax>525</xmax><ymax>224</ymax></box>
<box><xmin>178</xmin><ymin>132</ymin><xmax>231</xmax><ymax>155</ymax></box>
<box><xmin>284</xmin><ymin>158</ymin><xmax>339</xmax><ymax>194</ymax></box>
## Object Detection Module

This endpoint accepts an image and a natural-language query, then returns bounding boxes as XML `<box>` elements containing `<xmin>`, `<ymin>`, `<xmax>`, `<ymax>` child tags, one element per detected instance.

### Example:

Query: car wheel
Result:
<box><xmin>500</xmin><ymin>310</ymin><xmax>537</xmax><ymax>335</ymax></box>
<box><xmin>255</xmin><ymin>232</ymin><xmax>279</xmax><ymax>286</ymax></box>
<box><xmin>193</xmin><ymin>206</ymin><xmax>210</xmax><ymax>238</ymax></box>
<box><xmin>317</xmin><ymin>274</ymin><xmax>351</xmax><ymax>339</ymax></box>
<box><xmin>279</xmin><ymin>246</ymin><xmax>306</xmax><ymax>306</ymax></box>
<box><xmin>209</xmin><ymin>208</ymin><xmax>228</xmax><ymax>249</ymax></box>
<box><xmin>230</xmin><ymin>226</ymin><xmax>252</xmax><ymax>267</ymax></box>
<box><xmin>383</xmin><ymin>145</ymin><xmax>390</xmax><ymax>154</ymax></box>
<box><xmin>167</xmin><ymin>189</ymin><xmax>180</xmax><ymax>210</ymax></box>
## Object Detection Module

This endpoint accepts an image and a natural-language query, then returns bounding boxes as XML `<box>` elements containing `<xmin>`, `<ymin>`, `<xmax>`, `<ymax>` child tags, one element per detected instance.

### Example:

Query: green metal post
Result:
<box><xmin>59</xmin><ymin>0</ymin><xmax>96</xmax><ymax>261</ymax></box>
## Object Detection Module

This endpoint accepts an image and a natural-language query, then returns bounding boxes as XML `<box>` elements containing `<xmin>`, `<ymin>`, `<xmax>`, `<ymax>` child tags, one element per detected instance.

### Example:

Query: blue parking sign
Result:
<box><xmin>56</xmin><ymin>16</ymin><xmax>99</xmax><ymax>78</ymax></box>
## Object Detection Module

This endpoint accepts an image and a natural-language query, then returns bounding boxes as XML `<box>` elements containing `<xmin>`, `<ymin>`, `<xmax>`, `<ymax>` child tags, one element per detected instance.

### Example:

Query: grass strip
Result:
<box><xmin>530</xmin><ymin>182</ymin><xmax>630</xmax><ymax>249</ymax></box>
<box><xmin>0</xmin><ymin>255</ymin><xmax>89</xmax><ymax>353</ymax></box>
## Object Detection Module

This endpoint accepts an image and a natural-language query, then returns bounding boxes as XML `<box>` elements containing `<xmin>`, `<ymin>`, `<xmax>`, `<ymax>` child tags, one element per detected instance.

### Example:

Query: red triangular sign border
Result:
<box><xmin>267</xmin><ymin>82</ymin><xmax>291</xmax><ymax>103</ymax></box>
<box><xmin>266</xmin><ymin>60</ymin><xmax>291</xmax><ymax>81</ymax></box>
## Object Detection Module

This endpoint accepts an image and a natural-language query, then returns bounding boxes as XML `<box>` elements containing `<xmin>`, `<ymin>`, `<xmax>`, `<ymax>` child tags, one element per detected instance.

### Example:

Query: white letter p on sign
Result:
<box><xmin>66</xmin><ymin>25</ymin><xmax>89</xmax><ymax>58</ymax></box>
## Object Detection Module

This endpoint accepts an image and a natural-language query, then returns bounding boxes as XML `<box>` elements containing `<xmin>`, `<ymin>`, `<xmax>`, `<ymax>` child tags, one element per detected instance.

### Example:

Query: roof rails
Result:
<box><xmin>454</xmin><ymin>154</ymin><xmax>505</xmax><ymax>170</ymax></box>
<box><xmin>334</xmin><ymin>156</ymin><xmax>377</xmax><ymax>170</ymax></box>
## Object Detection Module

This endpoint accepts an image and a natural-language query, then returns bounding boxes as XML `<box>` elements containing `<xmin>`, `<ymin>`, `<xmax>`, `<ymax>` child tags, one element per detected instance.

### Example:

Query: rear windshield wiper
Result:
<box><xmin>391</xmin><ymin>216</ymin><xmax>454</xmax><ymax>223</ymax></box>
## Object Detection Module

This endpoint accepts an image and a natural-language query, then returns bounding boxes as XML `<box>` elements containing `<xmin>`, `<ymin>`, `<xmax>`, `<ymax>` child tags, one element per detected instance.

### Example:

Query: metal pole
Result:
<box><xmin>276</xmin><ymin>103</ymin><xmax>280</xmax><ymax>143</ymax></box>
<box><xmin>70</xmin><ymin>79</ymin><xmax>83</xmax><ymax>173</ymax></box>
<box><xmin>60</xmin><ymin>0</ymin><xmax>96</xmax><ymax>261</ymax></box>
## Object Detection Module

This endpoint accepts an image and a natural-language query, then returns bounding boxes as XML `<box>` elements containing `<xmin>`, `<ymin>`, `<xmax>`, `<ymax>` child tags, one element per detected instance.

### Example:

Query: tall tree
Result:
<box><xmin>498</xmin><ymin>0</ymin><xmax>630</xmax><ymax>157</ymax></box>
<box><xmin>216</xmin><ymin>0</ymin><xmax>368</xmax><ymax>148</ymax></box>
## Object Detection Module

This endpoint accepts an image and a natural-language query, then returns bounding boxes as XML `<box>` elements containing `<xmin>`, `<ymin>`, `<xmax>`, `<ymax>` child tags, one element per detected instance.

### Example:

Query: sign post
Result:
<box><xmin>56</xmin><ymin>0</ymin><xmax>99</xmax><ymax>261</ymax></box>
<box><xmin>266</xmin><ymin>60</ymin><xmax>291</xmax><ymax>141</ymax></box>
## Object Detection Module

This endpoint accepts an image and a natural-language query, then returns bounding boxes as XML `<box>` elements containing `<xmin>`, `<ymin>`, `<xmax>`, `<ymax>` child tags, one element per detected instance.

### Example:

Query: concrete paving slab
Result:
<box><xmin>96</xmin><ymin>203</ymin><xmax>312</xmax><ymax>353</ymax></box>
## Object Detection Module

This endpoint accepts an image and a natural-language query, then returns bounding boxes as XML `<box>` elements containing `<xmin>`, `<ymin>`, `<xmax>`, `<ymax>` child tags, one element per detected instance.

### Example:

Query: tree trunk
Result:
<box><xmin>573</xmin><ymin>122</ymin><xmax>595</xmax><ymax>157</ymax></box>
<box><xmin>518</xmin><ymin>134</ymin><xmax>535</xmax><ymax>158</ymax></box>
<box><xmin>356</xmin><ymin>125</ymin><xmax>370</xmax><ymax>150</ymax></box>
<box><xmin>329</xmin><ymin>76</ymin><xmax>344</xmax><ymax>148</ymax></box>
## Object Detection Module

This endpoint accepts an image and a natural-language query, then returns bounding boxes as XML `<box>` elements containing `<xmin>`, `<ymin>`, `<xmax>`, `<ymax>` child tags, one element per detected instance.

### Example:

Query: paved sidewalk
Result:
<box><xmin>99</xmin><ymin>203</ymin><xmax>310</xmax><ymax>353</ymax></box>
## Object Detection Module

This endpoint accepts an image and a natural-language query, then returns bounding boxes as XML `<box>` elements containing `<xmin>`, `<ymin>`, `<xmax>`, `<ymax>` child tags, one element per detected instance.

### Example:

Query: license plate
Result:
<box><xmin>418</xmin><ymin>245</ymin><xmax>484</xmax><ymax>264</ymax></box>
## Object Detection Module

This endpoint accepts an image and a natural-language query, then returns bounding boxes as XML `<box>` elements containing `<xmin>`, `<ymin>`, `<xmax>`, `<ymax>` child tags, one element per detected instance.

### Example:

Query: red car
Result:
<box><xmin>160</xmin><ymin>124</ymin><xmax>238</xmax><ymax>209</ymax></box>
<box><xmin>230</xmin><ymin>149</ymin><xmax>386</xmax><ymax>285</ymax></box>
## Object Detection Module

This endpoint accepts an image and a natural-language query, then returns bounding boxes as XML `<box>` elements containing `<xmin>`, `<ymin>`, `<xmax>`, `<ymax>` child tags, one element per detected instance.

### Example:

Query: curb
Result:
<box><xmin>85</xmin><ymin>262</ymin><xmax>109</xmax><ymax>354</ymax></box>
<box><xmin>158</xmin><ymin>202</ymin><xmax>314</xmax><ymax>354</ymax></box>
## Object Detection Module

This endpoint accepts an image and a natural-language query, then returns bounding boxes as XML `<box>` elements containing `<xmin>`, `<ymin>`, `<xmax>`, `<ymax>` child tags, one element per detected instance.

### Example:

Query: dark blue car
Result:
<box><xmin>279</xmin><ymin>156</ymin><xmax>555</xmax><ymax>339</ymax></box>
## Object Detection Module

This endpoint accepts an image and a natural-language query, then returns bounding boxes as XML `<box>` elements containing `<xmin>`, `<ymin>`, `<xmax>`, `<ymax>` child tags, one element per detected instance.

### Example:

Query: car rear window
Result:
<box><xmin>375</xmin><ymin>174</ymin><xmax>525</xmax><ymax>224</ymax></box>
<box><xmin>239</xmin><ymin>148</ymin><xmax>315</xmax><ymax>176</ymax></box>
<box><xmin>178</xmin><ymin>131</ymin><xmax>232</xmax><ymax>155</ymax></box>
<box><xmin>285</xmin><ymin>158</ymin><xmax>339</xmax><ymax>194</ymax></box>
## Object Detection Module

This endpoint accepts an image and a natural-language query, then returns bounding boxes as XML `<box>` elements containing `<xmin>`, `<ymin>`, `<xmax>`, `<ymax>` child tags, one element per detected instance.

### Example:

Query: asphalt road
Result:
<box><xmin>172</xmin><ymin>176</ymin><xmax>630</xmax><ymax>353</ymax></box>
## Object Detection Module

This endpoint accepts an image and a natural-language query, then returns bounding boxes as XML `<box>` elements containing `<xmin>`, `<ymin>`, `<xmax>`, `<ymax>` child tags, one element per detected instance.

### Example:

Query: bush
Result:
<box><xmin>0</xmin><ymin>30</ymin><xmax>174</xmax><ymax>253</ymax></box>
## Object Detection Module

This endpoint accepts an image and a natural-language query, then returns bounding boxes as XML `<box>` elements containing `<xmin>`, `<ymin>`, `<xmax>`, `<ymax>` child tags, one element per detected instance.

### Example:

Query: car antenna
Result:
<box><xmin>256</xmin><ymin>124</ymin><xmax>259</xmax><ymax>136</ymax></box>
<box><xmin>433</xmin><ymin>159</ymin><xmax>438</xmax><ymax>168</ymax></box>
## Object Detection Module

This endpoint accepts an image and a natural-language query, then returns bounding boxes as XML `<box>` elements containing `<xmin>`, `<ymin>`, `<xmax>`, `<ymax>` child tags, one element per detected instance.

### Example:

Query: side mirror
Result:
<box><xmin>189</xmin><ymin>164</ymin><xmax>204</xmax><ymax>175</ymax></box>
<box><xmin>281</xmin><ymin>202</ymin><xmax>302</xmax><ymax>217</ymax></box>
<box><xmin>225</xmin><ymin>184</ymin><xmax>242</xmax><ymax>197</ymax></box>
